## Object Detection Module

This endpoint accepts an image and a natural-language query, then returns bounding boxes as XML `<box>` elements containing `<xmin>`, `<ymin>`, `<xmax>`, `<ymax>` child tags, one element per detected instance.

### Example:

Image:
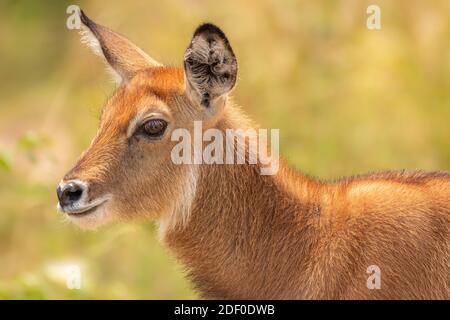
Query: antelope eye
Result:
<box><xmin>141</xmin><ymin>119</ymin><xmax>167</xmax><ymax>138</ymax></box>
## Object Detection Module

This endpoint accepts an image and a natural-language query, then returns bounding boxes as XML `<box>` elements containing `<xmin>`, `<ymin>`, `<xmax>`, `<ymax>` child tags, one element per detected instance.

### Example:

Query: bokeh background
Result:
<box><xmin>0</xmin><ymin>0</ymin><xmax>449</xmax><ymax>299</ymax></box>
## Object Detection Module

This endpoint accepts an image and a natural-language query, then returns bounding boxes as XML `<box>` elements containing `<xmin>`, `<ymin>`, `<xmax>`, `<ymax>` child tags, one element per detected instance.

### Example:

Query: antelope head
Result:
<box><xmin>57</xmin><ymin>11</ymin><xmax>238</xmax><ymax>229</ymax></box>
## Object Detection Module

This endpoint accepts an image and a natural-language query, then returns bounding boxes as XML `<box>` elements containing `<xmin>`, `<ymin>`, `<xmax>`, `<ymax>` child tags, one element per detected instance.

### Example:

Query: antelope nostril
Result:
<box><xmin>57</xmin><ymin>181</ymin><xmax>86</xmax><ymax>208</ymax></box>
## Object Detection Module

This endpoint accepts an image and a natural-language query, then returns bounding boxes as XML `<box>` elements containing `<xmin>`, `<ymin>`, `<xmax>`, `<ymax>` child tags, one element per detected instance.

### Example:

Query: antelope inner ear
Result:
<box><xmin>183</xmin><ymin>23</ymin><xmax>238</xmax><ymax>110</ymax></box>
<box><xmin>78</xmin><ymin>9</ymin><xmax>162</xmax><ymax>84</ymax></box>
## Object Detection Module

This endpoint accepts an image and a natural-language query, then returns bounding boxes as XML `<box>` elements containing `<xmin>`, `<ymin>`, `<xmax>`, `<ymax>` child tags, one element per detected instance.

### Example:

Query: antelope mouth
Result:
<box><xmin>59</xmin><ymin>198</ymin><xmax>109</xmax><ymax>218</ymax></box>
<box><xmin>66</xmin><ymin>203</ymin><xmax>103</xmax><ymax>217</ymax></box>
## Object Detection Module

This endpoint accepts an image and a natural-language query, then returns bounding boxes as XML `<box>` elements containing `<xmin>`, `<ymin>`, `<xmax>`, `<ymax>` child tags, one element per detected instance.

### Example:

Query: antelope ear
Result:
<box><xmin>79</xmin><ymin>10</ymin><xmax>161</xmax><ymax>84</ymax></box>
<box><xmin>183</xmin><ymin>23</ymin><xmax>238</xmax><ymax>113</ymax></box>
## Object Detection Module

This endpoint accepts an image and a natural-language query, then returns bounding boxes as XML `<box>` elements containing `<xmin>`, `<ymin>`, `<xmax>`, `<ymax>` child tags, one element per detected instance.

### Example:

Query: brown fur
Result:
<box><xmin>162</xmin><ymin>112</ymin><xmax>450</xmax><ymax>299</ymax></box>
<box><xmin>62</xmin><ymin>12</ymin><xmax>450</xmax><ymax>299</ymax></box>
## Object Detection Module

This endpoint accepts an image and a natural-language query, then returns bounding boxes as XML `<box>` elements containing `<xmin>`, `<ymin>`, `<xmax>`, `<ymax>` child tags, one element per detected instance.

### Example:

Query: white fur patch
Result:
<box><xmin>79</xmin><ymin>25</ymin><xmax>122</xmax><ymax>84</ymax></box>
<box><xmin>158</xmin><ymin>164</ymin><xmax>199</xmax><ymax>240</ymax></box>
<box><xmin>79</xmin><ymin>25</ymin><xmax>102</xmax><ymax>55</ymax></box>
<box><xmin>63</xmin><ymin>201</ymin><xmax>112</xmax><ymax>230</ymax></box>
<box><xmin>126</xmin><ymin>112</ymin><xmax>145</xmax><ymax>138</ymax></box>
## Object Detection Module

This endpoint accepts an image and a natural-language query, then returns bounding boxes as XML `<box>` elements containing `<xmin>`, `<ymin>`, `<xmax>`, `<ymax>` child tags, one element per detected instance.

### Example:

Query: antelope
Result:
<box><xmin>57</xmin><ymin>10</ymin><xmax>450</xmax><ymax>299</ymax></box>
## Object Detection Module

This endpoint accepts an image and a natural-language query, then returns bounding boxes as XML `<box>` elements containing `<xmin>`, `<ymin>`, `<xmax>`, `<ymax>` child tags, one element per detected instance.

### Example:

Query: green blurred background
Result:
<box><xmin>0</xmin><ymin>0</ymin><xmax>449</xmax><ymax>299</ymax></box>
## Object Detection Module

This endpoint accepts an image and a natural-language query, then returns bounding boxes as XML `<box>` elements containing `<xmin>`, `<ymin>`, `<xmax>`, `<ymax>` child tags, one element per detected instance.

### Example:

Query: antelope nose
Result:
<box><xmin>57</xmin><ymin>181</ymin><xmax>85</xmax><ymax>208</ymax></box>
